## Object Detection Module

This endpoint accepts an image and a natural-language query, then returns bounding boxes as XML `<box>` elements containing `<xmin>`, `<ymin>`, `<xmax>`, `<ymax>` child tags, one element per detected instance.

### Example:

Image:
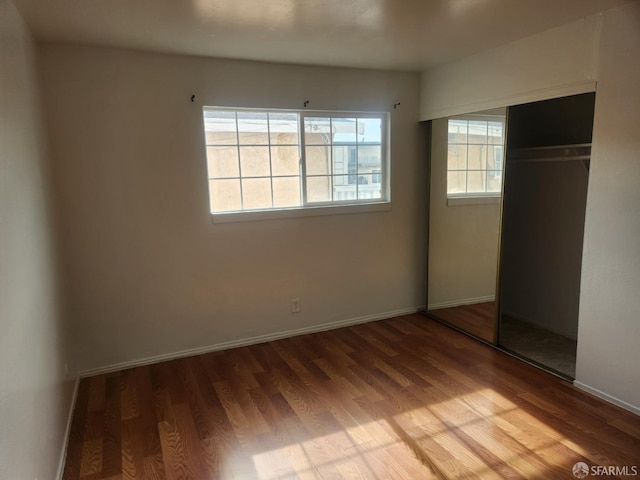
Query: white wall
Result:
<box><xmin>500</xmin><ymin>161</ymin><xmax>588</xmax><ymax>339</ymax></box>
<box><xmin>419</xmin><ymin>15</ymin><xmax>600</xmax><ymax>121</ymax></box>
<box><xmin>0</xmin><ymin>1</ymin><xmax>76</xmax><ymax>479</ymax></box>
<box><xmin>420</xmin><ymin>2</ymin><xmax>640</xmax><ymax>411</ymax></box>
<box><xmin>39</xmin><ymin>45</ymin><xmax>425</xmax><ymax>373</ymax></box>
<box><xmin>575</xmin><ymin>2</ymin><xmax>640</xmax><ymax>412</ymax></box>
<box><xmin>428</xmin><ymin>118</ymin><xmax>500</xmax><ymax>309</ymax></box>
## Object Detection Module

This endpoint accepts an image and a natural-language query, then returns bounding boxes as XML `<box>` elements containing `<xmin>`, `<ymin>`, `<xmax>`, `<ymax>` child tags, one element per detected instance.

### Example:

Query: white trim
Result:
<box><xmin>428</xmin><ymin>295</ymin><xmax>495</xmax><ymax>311</ymax></box>
<box><xmin>212</xmin><ymin>200</ymin><xmax>391</xmax><ymax>223</ymax></box>
<box><xmin>451</xmin><ymin>112</ymin><xmax>506</xmax><ymax>120</ymax></box>
<box><xmin>573</xmin><ymin>381</ymin><xmax>640</xmax><ymax>416</ymax></box>
<box><xmin>80</xmin><ymin>306</ymin><xmax>424</xmax><ymax>377</ymax></box>
<box><xmin>420</xmin><ymin>80</ymin><xmax>597</xmax><ymax>121</ymax></box>
<box><xmin>447</xmin><ymin>196</ymin><xmax>501</xmax><ymax>206</ymax></box>
<box><xmin>56</xmin><ymin>377</ymin><xmax>80</xmax><ymax>480</ymax></box>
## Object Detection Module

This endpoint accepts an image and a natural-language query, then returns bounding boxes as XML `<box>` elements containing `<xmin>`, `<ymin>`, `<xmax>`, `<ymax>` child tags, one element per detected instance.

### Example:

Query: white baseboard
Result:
<box><xmin>428</xmin><ymin>295</ymin><xmax>494</xmax><ymax>311</ymax></box>
<box><xmin>573</xmin><ymin>381</ymin><xmax>640</xmax><ymax>416</ymax></box>
<box><xmin>80</xmin><ymin>306</ymin><xmax>424</xmax><ymax>378</ymax></box>
<box><xmin>57</xmin><ymin>376</ymin><xmax>80</xmax><ymax>480</ymax></box>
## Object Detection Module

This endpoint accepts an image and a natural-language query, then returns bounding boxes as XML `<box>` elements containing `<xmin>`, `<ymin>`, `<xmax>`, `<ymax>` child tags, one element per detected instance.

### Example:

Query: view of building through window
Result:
<box><xmin>447</xmin><ymin>117</ymin><xmax>505</xmax><ymax>197</ymax></box>
<box><xmin>202</xmin><ymin>108</ymin><xmax>386</xmax><ymax>214</ymax></box>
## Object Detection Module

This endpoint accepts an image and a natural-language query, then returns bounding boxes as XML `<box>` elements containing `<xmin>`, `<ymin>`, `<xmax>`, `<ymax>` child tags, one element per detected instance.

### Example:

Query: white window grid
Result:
<box><xmin>447</xmin><ymin>116</ymin><xmax>505</xmax><ymax>198</ymax></box>
<box><xmin>203</xmin><ymin>107</ymin><xmax>389</xmax><ymax>213</ymax></box>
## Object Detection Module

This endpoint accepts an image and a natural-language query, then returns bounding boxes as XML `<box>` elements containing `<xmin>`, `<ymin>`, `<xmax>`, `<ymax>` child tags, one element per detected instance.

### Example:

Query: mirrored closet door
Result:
<box><xmin>425</xmin><ymin>108</ymin><xmax>506</xmax><ymax>344</ymax></box>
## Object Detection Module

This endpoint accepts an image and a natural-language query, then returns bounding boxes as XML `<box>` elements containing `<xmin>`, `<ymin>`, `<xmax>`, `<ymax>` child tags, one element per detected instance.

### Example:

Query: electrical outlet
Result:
<box><xmin>291</xmin><ymin>298</ymin><xmax>300</xmax><ymax>313</ymax></box>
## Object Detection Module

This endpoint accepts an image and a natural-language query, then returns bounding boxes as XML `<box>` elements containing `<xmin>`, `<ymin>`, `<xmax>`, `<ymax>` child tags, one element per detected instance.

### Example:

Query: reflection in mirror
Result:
<box><xmin>426</xmin><ymin>108</ymin><xmax>506</xmax><ymax>343</ymax></box>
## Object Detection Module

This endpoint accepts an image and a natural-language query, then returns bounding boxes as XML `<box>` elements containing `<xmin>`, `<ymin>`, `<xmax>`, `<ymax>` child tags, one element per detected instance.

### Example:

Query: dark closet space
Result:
<box><xmin>498</xmin><ymin>92</ymin><xmax>595</xmax><ymax>380</ymax></box>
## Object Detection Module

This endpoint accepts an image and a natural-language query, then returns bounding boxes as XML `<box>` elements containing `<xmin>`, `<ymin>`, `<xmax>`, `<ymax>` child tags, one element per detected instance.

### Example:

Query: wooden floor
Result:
<box><xmin>62</xmin><ymin>314</ymin><xmax>640</xmax><ymax>480</ymax></box>
<box><xmin>428</xmin><ymin>302</ymin><xmax>496</xmax><ymax>343</ymax></box>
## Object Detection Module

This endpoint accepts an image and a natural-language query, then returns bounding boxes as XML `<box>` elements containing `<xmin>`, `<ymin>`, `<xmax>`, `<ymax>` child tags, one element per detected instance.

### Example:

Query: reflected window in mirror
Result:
<box><xmin>447</xmin><ymin>115</ymin><xmax>505</xmax><ymax>198</ymax></box>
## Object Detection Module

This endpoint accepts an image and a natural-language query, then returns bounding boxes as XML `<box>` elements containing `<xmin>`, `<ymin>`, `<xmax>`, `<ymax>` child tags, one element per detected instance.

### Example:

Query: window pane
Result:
<box><xmin>358</xmin><ymin>145</ymin><xmax>382</xmax><ymax>172</ymax></box>
<box><xmin>356</xmin><ymin>174</ymin><xmax>382</xmax><ymax>200</ymax></box>
<box><xmin>270</xmin><ymin>132</ymin><xmax>299</xmax><ymax>145</ymax></box>
<box><xmin>242</xmin><ymin>178</ymin><xmax>272</xmax><ymax>210</ymax></box>
<box><xmin>269</xmin><ymin>112</ymin><xmax>299</xmax><ymax>145</ymax></box>
<box><xmin>271</xmin><ymin>146</ymin><xmax>299</xmax><ymax>176</ymax></box>
<box><xmin>209</xmin><ymin>179</ymin><xmax>241</xmax><ymax>212</ymax></box>
<box><xmin>332</xmin><ymin>145</ymin><xmax>355</xmax><ymax>176</ymax></box>
<box><xmin>447</xmin><ymin>116</ymin><xmax>504</xmax><ymax>198</ymax></box>
<box><xmin>468</xmin><ymin>120</ymin><xmax>488</xmax><ymax>144</ymax></box>
<box><xmin>448</xmin><ymin>171</ymin><xmax>467</xmax><ymax>194</ymax></box>
<box><xmin>304</xmin><ymin>117</ymin><xmax>331</xmax><ymax>145</ymax></box>
<box><xmin>448</xmin><ymin>145</ymin><xmax>467</xmax><ymax>170</ymax></box>
<box><xmin>306</xmin><ymin>176</ymin><xmax>332</xmax><ymax>203</ymax></box>
<box><xmin>237</xmin><ymin>112</ymin><xmax>269</xmax><ymax>145</ymax></box>
<box><xmin>203</xmin><ymin>110</ymin><xmax>238</xmax><ymax>145</ymax></box>
<box><xmin>358</xmin><ymin>118</ymin><xmax>382</xmax><ymax>144</ymax></box>
<box><xmin>206</xmin><ymin>146</ymin><xmax>239</xmax><ymax>179</ymax></box>
<box><xmin>467</xmin><ymin>144</ymin><xmax>486</xmax><ymax>170</ymax></box>
<box><xmin>205</xmin><ymin>130</ymin><xmax>238</xmax><ymax>146</ymax></box>
<box><xmin>487</xmin><ymin>171</ymin><xmax>503</xmax><ymax>193</ymax></box>
<box><xmin>273</xmin><ymin>177</ymin><xmax>301</xmax><ymax>207</ymax></box>
<box><xmin>332</xmin><ymin>175</ymin><xmax>356</xmax><ymax>201</ymax></box>
<box><xmin>487</xmin><ymin>145</ymin><xmax>503</xmax><ymax>170</ymax></box>
<box><xmin>488</xmin><ymin>121</ymin><xmax>504</xmax><ymax>145</ymax></box>
<box><xmin>306</xmin><ymin>146</ymin><xmax>331</xmax><ymax>175</ymax></box>
<box><xmin>467</xmin><ymin>171</ymin><xmax>487</xmax><ymax>193</ymax></box>
<box><xmin>448</xmin><ymin>119</ymin><xmax>468</xmax><ymax>144</ymax></box>
<box><xmin>332</xmin><ymin>118</ymin><xmax>357</xmax><ymax>143</ymax></box>
<box><xmin>239</xmin><ymin>146</ymin><xmax>270</xmax><ymax>177</ymax></box>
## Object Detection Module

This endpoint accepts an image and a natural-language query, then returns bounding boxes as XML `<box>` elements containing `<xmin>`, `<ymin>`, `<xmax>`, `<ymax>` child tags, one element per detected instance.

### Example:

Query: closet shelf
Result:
<box><xmin>509</xmin><ymin>143</ymin><xmax>591</xmax><ymax>163</ymax></box>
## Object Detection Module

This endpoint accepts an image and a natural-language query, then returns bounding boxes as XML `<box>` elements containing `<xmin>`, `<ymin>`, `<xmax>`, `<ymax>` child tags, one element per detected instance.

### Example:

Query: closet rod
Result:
<box><xmin>509</xmin><ymin>143</ymin><xmax>591</xmax><ymax>163</ymax></box>
<box><xmin>512</xmin><ymin>143</ymin><xmax>591</xmax><ymax>151</ymax></box>
<box><xmin>510</xmin><ymin>155</ymin><xmax>590</xmax><ymax>163</ymax></box>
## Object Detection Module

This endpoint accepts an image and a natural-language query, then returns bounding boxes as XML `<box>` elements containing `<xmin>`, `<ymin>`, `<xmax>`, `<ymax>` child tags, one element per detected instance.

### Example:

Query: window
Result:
<box><xmin>447</xmin><ymin>116</ymin><xmax>505</xmax><ymax>198</ymax></box>
<box><xmin>202</xmin><ymin>108</ymin><xmax>388</xmax><ymax>217</ymax></box>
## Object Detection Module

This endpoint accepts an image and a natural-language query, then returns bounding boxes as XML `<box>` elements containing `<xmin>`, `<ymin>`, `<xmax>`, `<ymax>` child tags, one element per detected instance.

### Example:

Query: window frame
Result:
<box><xmin>202</xmin><ymin>107</ymin><xmax>391</xmax><ymax>222</ymax></box>
<box><xmin>446</xmin><ymin>114</ymin><xmax>506</xmax><ymax>202</ymax></box>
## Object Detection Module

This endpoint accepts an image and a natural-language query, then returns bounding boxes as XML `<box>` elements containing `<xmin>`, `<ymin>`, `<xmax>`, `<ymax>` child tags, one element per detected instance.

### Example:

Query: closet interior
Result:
<box><xmin>497</xmin><ymin>92</ymin><xmax>596</xmax><ymax>379</ymax></box>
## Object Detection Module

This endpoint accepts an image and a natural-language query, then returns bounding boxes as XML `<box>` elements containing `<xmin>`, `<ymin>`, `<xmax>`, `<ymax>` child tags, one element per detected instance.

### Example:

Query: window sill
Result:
<box><xmin>211</xmin><ymin>201</ymin><xmax>392</xmax><ymax>223</ymax></box>
<box><xmin>447</xmin><ymin>196</ymin><xmax>501</xmax><ymax>207</ymax></box>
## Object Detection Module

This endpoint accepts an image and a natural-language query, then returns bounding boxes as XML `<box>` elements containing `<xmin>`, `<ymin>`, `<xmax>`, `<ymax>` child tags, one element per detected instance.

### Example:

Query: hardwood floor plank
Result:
<box><xmin>62</xmin><ymin>378</ymin><xmax>91</xmax><ymax>480</ymax></box>
<box><xmin>87</xmin><ymin>375</ymin><xmax>106</xmax><ymax>413</ymax></box>
<box><xmin>62</xmin><ymin>314</ymin><xmax>640</xmax><ymax>480</ymax></box>
<box><xmin>182</xmin><ymin>357</ymin><xmax>239</xmax><ymax>478</ymax></box>
<box><xmin>363</xmin><ymin>395</ymin><xmax>493</xmax><ymax>480</ymax></box>
<box><xmin>120</xmin><ymin>369</ymin><xmax>139</xmax><ymax>421</ymax></box>
<box><xmin>352</xmin><ymin>323</ymin><xmax>401</xmax><ymax>358</ymax></box>
<box><xmin>142</xmin><ymin>453</ymin><xmax>166</xmax><ymax>480</ymax></box>
<box><xmin>82</xmin><ymin>411</ymin><xmax>104</xmax><ymax>442</ymax></box>
<box><xmin>120</xmin><ymin>419</ymin><xmax>144</xmax><ymax>480</ymax></box>
<box><xmin>101</xmin><ymin>374</ymin><xmax>122</xmax><ymax>478</ymax></box>
<box><xmin>158</xmin><ymin>402</ymin><xmax>209</xmax><ymax>480</ymax></box>
<box><xmin>428</xmin><ymin>302</ymin><xmax>496</xmax><ymax>343</ymax></box>
<box><xmin>272</xmin><ymin>337</ymin><xmax>332</xmax><ymax>381</ymax></box>
<box><xmin>79</xmin><ymin>437</ymin><xmax>103</xmax><ymax>477</ymax></box>
<box><xmin>134</xmin><ymin>366</ymin><xmax>156</xmax><ymax>430</ymax></box>
<box><xmin>442</xmin><ymin>421</ymin><xmax>528</xmax><ymax>480</ymax></box>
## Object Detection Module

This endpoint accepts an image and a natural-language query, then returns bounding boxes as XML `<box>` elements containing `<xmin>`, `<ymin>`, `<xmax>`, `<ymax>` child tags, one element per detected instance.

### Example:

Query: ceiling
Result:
<box><xmin>13</xmin><ymin>0</ymin><xmax>635</xmax><ymax>72</ymax></box>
